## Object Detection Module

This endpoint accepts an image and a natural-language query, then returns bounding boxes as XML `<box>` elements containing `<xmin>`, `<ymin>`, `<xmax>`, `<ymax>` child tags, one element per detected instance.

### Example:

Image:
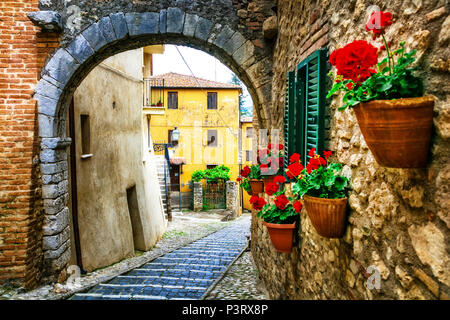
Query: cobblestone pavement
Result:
<box><xmin>205</xmin><ymin>251</ymin><xmax>267</xmax><ymax>300</ymax></box>
<box><xmin>1</xmin><ymin>211</ymin><xmax>238</xmax><ymax>300</ymax></box>
<box><xmin>70</xmin><ymin>217</ymin><xmax>251</xmax><ymax>300</ymax></box>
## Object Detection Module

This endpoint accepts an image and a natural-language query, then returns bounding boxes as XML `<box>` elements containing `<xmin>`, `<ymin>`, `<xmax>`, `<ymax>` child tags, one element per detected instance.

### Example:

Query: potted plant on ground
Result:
<box><xmin>326</xmin><ymin>10</ymin><xmax>434</xmax><ymax>168</ymax></box>
<box><xmin>290</xmin><ymin>149</ymin><xmax>349</xmax><ymax>238</ymax></box>
<box><xmin>254</xmin><ymin>186</ymin><xmax>302</xmax><ymax>253</ymax></box>
<box><xmin>258</xmin><ymin>144</ymin><xmax>284</xmax><ymax>184</ymax></box>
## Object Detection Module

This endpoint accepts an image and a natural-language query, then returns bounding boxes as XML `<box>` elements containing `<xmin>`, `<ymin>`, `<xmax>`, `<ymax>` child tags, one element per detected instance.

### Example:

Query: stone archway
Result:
<box><xmin>34</xmin><ymin>9</ymin><xmax>273</xmax><ymax>279</ymax></box>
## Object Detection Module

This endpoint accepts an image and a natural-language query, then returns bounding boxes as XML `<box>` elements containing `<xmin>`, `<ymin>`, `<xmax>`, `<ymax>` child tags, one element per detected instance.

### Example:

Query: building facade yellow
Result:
<box><xmin>239</xmin><ymin>117</ymin><xmax>255</xmax><ymax>211</ymax></box>
<box><xmin>147</xmin><ymin>73</ymin><xmax>242</xmax><ymax>197</ymax></box>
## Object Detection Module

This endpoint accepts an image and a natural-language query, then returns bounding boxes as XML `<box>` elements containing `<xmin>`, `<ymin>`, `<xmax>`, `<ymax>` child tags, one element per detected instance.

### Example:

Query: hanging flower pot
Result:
<box><xmin>263</xmin><ymin>221</ymin><xmax>296</xmax><ymax>253</ymax></box>
<box><xmin>289</xmin><ymin>149</ymin><xmax>349</xmax><ymax>239</ymax></box>
<box><xmin>353</xmin><ymin>96</ymin><xmax>434</xmax><ymax>168</ymax></box>
<box><xmin>249</xmin><ymin>179</ymin><xmax>264</xmax><ymax>196</ymax></box>
<box><xmin>303</xmin><ymin>195</ymin><xmax>348</xmax><ymax>238</ymax></box>
<box><xmin>326</xmin><ymin>11</ymin><xmax>434</xmax><ymax>168</ymax></box>
<box><xmin>255</xmin><ymin>186</ymin><xmax>301</xmax><ymax>253</ymax></box>
<box><xmin>263</xmin><ymin>175</ymin><xmax>276</xmax><ymax>184</ymax></box>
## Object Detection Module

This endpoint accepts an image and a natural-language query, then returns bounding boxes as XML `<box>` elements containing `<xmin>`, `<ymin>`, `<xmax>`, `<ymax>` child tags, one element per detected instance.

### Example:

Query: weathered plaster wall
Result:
<box><xmin>71</xmin><ymin>49</ymin><xmax>166</xmax><ymax>272</ymax></box>
<box><xmin>252</xmin><ymin>0</ymin><xmax>450</xmax><ymax>300</ymax></box>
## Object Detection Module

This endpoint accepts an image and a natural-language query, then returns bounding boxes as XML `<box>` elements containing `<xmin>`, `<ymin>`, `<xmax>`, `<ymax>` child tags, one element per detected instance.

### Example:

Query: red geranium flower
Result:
<box><xmin>274</xmin><ymin>194</ymin><xmax>289</xmax><ymax>210</ymax></box>
<box><xmin>249</xmin><ymin>195</ymin><xmax>259</xmax><ymax>204</ymax></box>
<box><xmin>318</xmin><ymin>156</ymin><xmax>327</xmax><ymax>166</ymax></box>
<box><xmin>240</xmin><ymin>166</ymin><xmax>250</xmax><ymax>178</ymax></box>
<box><xmin>236</xmin><ymin>177</ymin><xmax>242</xmax><ymax>182</ymax></box>
<box><xmin>265</xmin><ymin>182</ymin><xmax>279</xmax><ymax>196</ymax></box>
<box><xmin>290</xmin><ymin>153</ymin><xmax>301</xmax><ymax>163</ymax></box>
<box><xmin>278</xmin><ymin>144</ymin><xmax>284</xmax><ymax>150</ymax></box>
<box><xmin>287</xmin><ymin>162</ymin><xmax>304</xmax><ymax>177</ymax></box>
<box><xmin>308</xmin><ymin>148</ymin><xmax>316</xmax><ymax>157</ymax></box>
<box><xmin>251</xmin><ymin>197</ymin><xmax>266</xmax><ymax>211</ymax></box>
<box><xmin>323</xmin><ymin>150</ymin><xmax>332</xmax><ymax>159</ymax></box>
<box><xmin>293</xmin><ymin>201</ymin><xmax>303</xmax><ymax>213</ymax></box>
<box><xmin>365</xmin><ymin>11</ymin><xmax>393</xmax><ymax>38</ymax></box>
<box><xmin>267</xmin><ymin>143</ymin><xmax>274</xmax><ymax>150</ymax></box>
<box><xmin>273</xmin><ymin>175</ymin><xmax>286</xmax><ymax>184</ymax></box>
<box><xmin>286</xmin><ymin>170</ymin><xmax>294</xmax><ymax>179</ymax></box>
<box><xmin>329</xmin><ymin>40</ymin><xmax>378</xmax><ymax>83</ymax></box>
<box><xmin>306</xmin><ymin>157</ymin><xmax>322</xmax><ymax>173</ymax></box>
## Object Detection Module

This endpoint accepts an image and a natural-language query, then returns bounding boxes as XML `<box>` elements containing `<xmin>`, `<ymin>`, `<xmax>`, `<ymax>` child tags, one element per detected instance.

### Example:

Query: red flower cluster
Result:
<box><xmin>286</xmin><ymin>152</ymin><xmax>304</xmax><ymax>179</ymax></box>
<box><xmin>306</xmin><ymin>148</ymin><xmax>330</xmax><ymax>173</ymax></box>
<box><xmin>286</xmin><ymin>162</ymin><xmax>304</xmax><ymax>179</ymax></box>
<box><xmin>236</xmin><ymin>177</ymin><xmax>241</xmax><ymax>182</ymax></box>
<box><xmin>329</xmin><ymin>40</ymin><xmax>378</xmax><ymax>83</ymax></box>
<box><xmin>365</xmin><ymin>11</ymin><xmax>393</xmax><ymax>38</ymax></box>
<box><xmin>250</xmin><ymin>196</ymin><xmax>266</xmax><ymax>211</ymax></box>
<box><xmin>274</xmin><ymin>194</ymin><xmax>289</xmax><ymax>210</ymax></box>
<box><xmin>273</xmin><ymin>175</ymin><xmax>286</xmax><ymax>184</ymax></box>
<box><xmin>264</xmin><ymin>182</ymin><xmax>279</xmax><ymax>196</ymax></box>
<box><xmin>293</xmin><ymin>201</ymin><xmax>303</xmax><ymax>213</ymax></box>
<box><xmin>290</xmin><ymin>153</ymin><xmax>301</xmax><ymax>163</ymax></box>
<box><xmin>240</xmin><ymin>166</ymin><xmax>250</xmax><ymax>178</ymax></box>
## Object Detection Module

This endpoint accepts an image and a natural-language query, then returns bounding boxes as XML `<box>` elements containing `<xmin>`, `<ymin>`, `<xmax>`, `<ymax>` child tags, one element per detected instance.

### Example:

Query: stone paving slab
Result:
<box><xmin>70</xmin><ymin>218</ymin><xmax>250</xmax><ymax>300</ymax></box>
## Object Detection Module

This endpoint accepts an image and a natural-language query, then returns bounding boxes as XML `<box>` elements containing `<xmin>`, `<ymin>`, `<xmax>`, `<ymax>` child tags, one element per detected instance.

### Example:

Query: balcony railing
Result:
<box><xmin>143</xmin><ymin>78</ymin><xmax>165</xmax><ymax>108</ymax></box>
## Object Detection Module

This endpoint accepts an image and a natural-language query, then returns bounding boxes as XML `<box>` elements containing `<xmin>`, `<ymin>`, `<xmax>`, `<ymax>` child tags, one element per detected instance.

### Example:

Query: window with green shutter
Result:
<box><xmin>284</xmin><ymin>48</ymin><xmax>328</xmax><ymax>171</ymax></box>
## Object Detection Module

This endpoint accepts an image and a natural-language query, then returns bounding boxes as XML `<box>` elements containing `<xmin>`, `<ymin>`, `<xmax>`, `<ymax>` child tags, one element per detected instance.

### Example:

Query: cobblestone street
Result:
<box><xmin>69</xmin><ymin>214</ymin><xmax>265</xmax><ymax>300</ymax></box>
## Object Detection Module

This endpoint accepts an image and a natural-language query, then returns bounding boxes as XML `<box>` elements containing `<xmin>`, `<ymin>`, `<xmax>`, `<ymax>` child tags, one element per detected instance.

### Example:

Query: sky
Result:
<box><xmin>152</xmin><ymin>45</ymin><xmax>253</xmax><ymax>113</ymax></box>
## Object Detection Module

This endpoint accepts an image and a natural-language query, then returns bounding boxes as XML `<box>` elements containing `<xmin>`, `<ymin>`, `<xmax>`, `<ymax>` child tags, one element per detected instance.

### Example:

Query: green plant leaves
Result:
<box><xmin>291</xmin><ymin>162</ymin><xmax>348</xmax><ymax>199</ymax></box>
<box><xmin>327</xmin><ymin>47</ymin><xmax>424</xmax><ymax>110</ymax></box>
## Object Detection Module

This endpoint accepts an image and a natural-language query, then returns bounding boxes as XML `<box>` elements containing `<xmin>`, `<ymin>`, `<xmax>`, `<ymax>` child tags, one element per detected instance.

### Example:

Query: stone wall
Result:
<box><xmin>251</xmin><ymin>0</ymin><xmax>450</xmax><ymax>299</ymax></box>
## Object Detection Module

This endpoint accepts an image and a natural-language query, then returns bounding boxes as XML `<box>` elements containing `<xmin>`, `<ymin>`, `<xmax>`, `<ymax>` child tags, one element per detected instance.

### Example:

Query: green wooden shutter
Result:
<box><xmin>284</xmin><ymin>49</ymin><xmax>327</xmax><ymax>172</ymax></box>
<box><xmin>283</xmin><ymin>71</ymin><xmax>296</xmax><ymax>171</ymax></box>
<box><xmin>297</xmin><ymin>48</ymin><xmax>327</xmax><ymax>164</ymax></box>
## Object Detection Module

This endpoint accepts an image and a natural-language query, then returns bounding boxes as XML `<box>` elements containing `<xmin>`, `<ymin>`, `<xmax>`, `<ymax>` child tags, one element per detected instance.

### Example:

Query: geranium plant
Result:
<box><xmin>264</xmin><ymin>175</ymin><xmax>286</xmax><ymax>196</ymax></box>
<box><xmin>290</xmin><ymin>149</ymin><xmax>348</xmax><ymax>199</ymax></box>
<box><xmin>256</xmin><ymin>189</ymin><xmax>302</xmax><ymax>225</ymax></box>
<box><xmin>326</xmin><ymin>10</ymin><xmax>424</xmax><ymax>110</ymax></box>
<box><xmin>236</xmin><ymin>164</ymin><xmax>261</xmax><ymax>193</ymax></box>
<box><xmin>257</xmin><ymin>143</ymin><xmax>284</xmax><ymax>176</ymax></box>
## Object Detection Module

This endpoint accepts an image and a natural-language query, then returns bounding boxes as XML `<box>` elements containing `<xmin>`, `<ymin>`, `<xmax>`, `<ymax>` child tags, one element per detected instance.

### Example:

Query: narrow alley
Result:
<box><xmin>70</xmin><ymin>217</ymin><xmax>251</xmax><ymax>300</ymax></box>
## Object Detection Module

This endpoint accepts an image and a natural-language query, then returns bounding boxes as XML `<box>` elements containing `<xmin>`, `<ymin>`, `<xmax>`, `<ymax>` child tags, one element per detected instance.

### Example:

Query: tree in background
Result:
<box><xmin>230</xmin><ymin>73</ymin><xmax>253</xmax><ymax>117</ymax></box>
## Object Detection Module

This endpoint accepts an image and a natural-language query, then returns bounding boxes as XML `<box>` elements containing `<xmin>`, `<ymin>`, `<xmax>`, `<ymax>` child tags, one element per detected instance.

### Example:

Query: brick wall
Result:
<box><xmin>0</xmin><ymin>0</ymin><xmax>60</xmax><ymax>288</ymax></box>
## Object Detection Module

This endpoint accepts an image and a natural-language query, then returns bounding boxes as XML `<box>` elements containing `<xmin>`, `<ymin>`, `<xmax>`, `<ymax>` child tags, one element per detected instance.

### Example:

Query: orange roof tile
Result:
<box><xmin>149</xmin><ymin>72</ymin><xmax>241</xmax><ymax>90</ymax></box>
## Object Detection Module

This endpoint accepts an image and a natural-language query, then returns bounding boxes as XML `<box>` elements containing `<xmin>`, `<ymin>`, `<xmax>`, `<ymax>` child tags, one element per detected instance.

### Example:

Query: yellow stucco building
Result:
<box><xmin>239</xmin><ymin>116</ymin><xmax>255</xmax><ymax>211</ymax></box>
<box><xmin>147</xmin><ymin>72</ymin><xmax>242</xmax><ymax>201</ymax></box>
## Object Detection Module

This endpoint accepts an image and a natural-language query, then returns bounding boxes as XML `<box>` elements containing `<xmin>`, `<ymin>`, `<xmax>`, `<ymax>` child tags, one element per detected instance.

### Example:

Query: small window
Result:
<box><xmin>80</xmin><ymin>114</ymin><xmax>90</xmax><ymax>156</ymax></box>
<box><xmin>206</xmin><ymin>164</ymin><xmax>217</xmax><ymax>170</ymax></box>
<box><xmin>207</xmin><ymin>92</ymin><xmax>217</xmax><ymax>110</ymax></box>
<box><xmin>207</xmin><ymin>129</ymin><xmax>218</xmax><ymax>147</ymax></box>
<box><xmin>168</xmin><ymin>92</ymin><xmax>178</xmax><ymax>109</ymax></box>
<box><xmin>168</xmin><ymin>129</ymin><xmax>178</xmax><ymax>147</ymax></box>
<box><xmin>246</xmin><ymin>150</ymin><xmax>252</xmax><ymax>162</ymax></box>
<box><xmin>246</xmin><ymin>127</ymin><xmax>253</xmax><ymax>139</ymax></box>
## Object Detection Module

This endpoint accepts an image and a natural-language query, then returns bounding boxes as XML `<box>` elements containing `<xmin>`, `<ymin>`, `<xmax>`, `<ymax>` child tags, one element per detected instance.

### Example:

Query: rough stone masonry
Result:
<box><xmin>251</xmin><ymin>0</ymin><xmax>450</xmax><ymax>300</ymax></box>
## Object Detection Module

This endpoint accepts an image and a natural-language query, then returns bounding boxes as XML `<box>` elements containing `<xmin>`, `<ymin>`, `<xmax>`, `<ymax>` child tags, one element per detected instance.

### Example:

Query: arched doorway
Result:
<box><xmin>35</xmin><ymin>10</ymin><xmax>273</xmax><ymax>280</ymax></box>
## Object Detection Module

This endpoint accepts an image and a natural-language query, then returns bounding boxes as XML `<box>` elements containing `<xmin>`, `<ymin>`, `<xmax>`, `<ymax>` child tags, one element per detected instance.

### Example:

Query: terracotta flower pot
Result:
<box><xmin>263</xmin><ymin>175</ymin><xmax>276</xmax><ymax>184</ymax></box>
<box><xmin>249</xmin><ymin>179</ymin><xmax>264</xmax><ymax>196</ymax></box>
<box><xmin>263</xmin><ymin>221</ymin><xmax>296</xmax><ymax>253</ymax></box>
<box><xmin>303</xmin><ymin>195</ymin><xmax>348</xmax><ymax>238</ymax></box>
<box><xmin>353</xmin><ymin>96</ymin><xmax>434</xmax><ymax>168</ymax></box>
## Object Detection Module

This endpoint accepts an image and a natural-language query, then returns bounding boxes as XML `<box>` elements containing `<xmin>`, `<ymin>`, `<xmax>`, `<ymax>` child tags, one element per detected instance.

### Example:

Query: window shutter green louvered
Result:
<box><xmin>283</xmin><ymin>71</ymin><xmax>296</xmax><ymax>171</ymax></box>
<box><xmin>297</xmin><ymin>48</ymin><xmax>327</xmax><ymax>164</ymax></box>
